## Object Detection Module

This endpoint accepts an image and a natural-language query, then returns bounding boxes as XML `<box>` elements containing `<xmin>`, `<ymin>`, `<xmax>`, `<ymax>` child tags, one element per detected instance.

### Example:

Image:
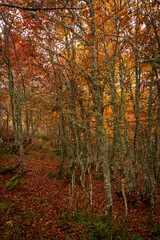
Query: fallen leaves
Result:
<box><xmin>0</xmin><ymin>143</ymin><xmax>160</xmax><ymax>240</ymax></box>
<box><xmin>5</xmin><ymin>221</ymin><xmax>13</xmax><ymax>227</ymax></box>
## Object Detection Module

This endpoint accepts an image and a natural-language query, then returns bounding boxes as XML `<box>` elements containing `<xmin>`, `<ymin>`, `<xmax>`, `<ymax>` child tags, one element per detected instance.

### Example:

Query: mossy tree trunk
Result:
<box><xmin>88</xmin><ymin>0</ymin><xmax>112</xmax><ymax>217</ymax></box>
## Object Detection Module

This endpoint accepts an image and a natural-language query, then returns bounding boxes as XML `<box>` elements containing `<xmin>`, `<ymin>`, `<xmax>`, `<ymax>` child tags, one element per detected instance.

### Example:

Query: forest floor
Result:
<box><xmin>0</xmin><ymin>139</ymin><xmax>160</xmax><ymax>240</ymax></box>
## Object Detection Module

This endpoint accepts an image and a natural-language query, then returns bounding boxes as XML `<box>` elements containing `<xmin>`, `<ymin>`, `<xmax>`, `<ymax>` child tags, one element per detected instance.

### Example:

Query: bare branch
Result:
<box><xmin>0</xmin><ymin>3</ymin><xmax>82</xmax><ymax>11</ymax></box>
<box><xmin>155</xmin><ymin>0</ymin><xmax>160</xmax><ymax>4</ymax></box>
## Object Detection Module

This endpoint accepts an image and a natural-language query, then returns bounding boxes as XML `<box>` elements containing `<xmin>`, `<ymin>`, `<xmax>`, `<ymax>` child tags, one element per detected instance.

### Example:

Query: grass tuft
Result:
<box><xmin>5</xmin><ymin>175</ymin><xmax>21</xmax><ymax>189</ymax></box>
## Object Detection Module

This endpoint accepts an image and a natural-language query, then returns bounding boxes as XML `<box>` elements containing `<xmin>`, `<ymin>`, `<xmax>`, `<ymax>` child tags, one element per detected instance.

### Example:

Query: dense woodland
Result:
<box><xmin>0</xmin><ymin>0</ymin><xmax>160</xmax><ymax>239</ymax></box>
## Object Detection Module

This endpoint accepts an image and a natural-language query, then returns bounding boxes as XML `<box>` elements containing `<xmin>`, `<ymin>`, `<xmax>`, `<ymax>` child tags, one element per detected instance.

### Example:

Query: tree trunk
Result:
<box><xmin>88</xmin><ymin>0</ymin><xmax>112</xmax><ymax>217</ymax></box>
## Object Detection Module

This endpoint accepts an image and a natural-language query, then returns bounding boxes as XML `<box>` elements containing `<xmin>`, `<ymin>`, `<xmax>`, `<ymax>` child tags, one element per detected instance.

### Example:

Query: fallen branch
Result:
<box><xmin>0</xmin><ymin>168</ymin><xmax>16</xmax><ymax>175</ymax></box>
<box><xmin>0</xmin><ymin>160</ymin><xmax>21</xmax><ymax>175</ymax></box>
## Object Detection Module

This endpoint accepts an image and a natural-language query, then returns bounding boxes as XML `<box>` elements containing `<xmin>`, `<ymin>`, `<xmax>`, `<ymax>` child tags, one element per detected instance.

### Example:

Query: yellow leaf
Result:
<box><xmin>6</xmin><ymin>221</ymin><xmax>13</xmax><ymax>227</ymax></box>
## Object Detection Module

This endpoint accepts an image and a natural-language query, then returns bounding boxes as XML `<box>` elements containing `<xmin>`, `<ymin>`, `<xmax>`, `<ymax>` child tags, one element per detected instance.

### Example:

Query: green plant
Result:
<box><xmin>94</xmin><ymin>174</ymin><xmax>103</xmax><ymax>180</ymax></box>
<box><xmin>5</xmin><ymin>175</ymin><xmax>21</xmax><ymax>189</ymax></box>
<box><xmin>45</xmin><ymin>140</ymin><xmax>54</xmax><ymax>147</ymax></box>
<box><xmin>0</xmin><ymin>201</ymin><xmax>7</xmax><ymax>213</ymax></box>
<box><xmin>59</xmin><ymin>211</ymin><xmax>71</xmax><ymax>220</ymax></box>
<box><xmin>47</xmin><ymin>171</ymin><xmax>55</xmax><ymax>177</ymax></box>
<box><xmin>47</xmin><ymin>151</ymin><xmax>61</xmax><ymax>159</ymax></box>
<box><xmin>22</xmin><ymin>180</ymin><xmax>28</xmax><ymax>185</ymax></box>
<box><xmin>128</xmin><ymin>233</ymin><xmax>143</xmax><ymax>240</ymax></box>
<box><xmin>42</xmin><ymin>202</ymin><xmax>49</xmax><ymax>207</ymax></box>
<box><xmin>151</xmin><ymin>223</ymin><xmax>160</xmax><ymax>239</ymax></box>
<box><xmin>33</xmin><ymin>144</ymin><xmax>43</xmax><ymax>152</ymax></box>
<box><xmin>56</xmin><ymin>211</ymin><xmax>144</xmax><ymax>240</ymax></box>
<box><xmin>32</xmin><ymin>197</ymin><xmax>40</xmax><ymax>201</ymax></box>
<box><xmin>56</xmin><ymin>172</ymin><xmax>61</xmax><ymax>179</ymax></box>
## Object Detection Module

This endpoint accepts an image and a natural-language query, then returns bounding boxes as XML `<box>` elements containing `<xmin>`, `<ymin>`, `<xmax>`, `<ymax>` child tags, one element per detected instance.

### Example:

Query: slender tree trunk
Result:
<box><xmin>88</xmin><ymin>0</ymin><xmax>112</xmax><ymax>217</ymax></box>
<box><xmin>134</xmin><ymin>0</ymin><xmax>149</xmax><ymax>194</ymax></box>
<box><xmin>119</xmin><ymin>62</ymin><xmax>135</xmax><ymax>185</ymax></box>
<box><xmin>5</xmin><ymin>29</ymin><xmax>19</xmax><ymax>146</ymax></box>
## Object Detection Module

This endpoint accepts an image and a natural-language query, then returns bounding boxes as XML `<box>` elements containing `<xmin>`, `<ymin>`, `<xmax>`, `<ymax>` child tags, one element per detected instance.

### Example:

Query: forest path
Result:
<box><xmin>0</xmin><ymin>140</ymin><xmax>160</xmax><ymax>239</ymax></box>
<box><xmin>0</xmin><ymin>142</ymin><xmax>72</xmax><ymax>239</ymax></box>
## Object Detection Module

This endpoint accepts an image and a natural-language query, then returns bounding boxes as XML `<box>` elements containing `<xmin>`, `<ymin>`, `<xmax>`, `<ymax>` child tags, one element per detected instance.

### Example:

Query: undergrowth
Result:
<box><xmin>58</xmin><ymin>211</ymin><xmax>143</xmax><ymax>240</ymax></box>
<box><xmin>0</xmin><ymin>199</ymin><xmax>41</xmax><ymax>240</ymax></box>
<box><xmin>5</xmin><ymin>175</ymin><xmax>21</xmax><ymax>189</ymax></box>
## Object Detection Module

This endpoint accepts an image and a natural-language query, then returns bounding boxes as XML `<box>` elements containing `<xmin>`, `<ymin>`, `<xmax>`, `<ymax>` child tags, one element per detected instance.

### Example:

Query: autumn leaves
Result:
<box><xmin>0</xmin><ymin>0</ymin><xmax>159</xmax><ymax>217</ymax></box>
